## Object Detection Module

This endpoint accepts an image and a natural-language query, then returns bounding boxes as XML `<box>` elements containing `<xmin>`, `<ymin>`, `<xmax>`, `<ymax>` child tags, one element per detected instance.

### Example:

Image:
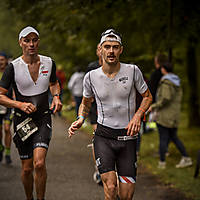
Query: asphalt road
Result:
<box><xmin>0</xmin><ymin>115</ymin><xmax>190</xmax><ymax>200</ymax></box>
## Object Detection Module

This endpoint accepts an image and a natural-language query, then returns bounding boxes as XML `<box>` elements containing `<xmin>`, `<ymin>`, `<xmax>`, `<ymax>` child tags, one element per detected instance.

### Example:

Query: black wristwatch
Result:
<box><xmin>53</xmin><ymin>94</ymin><xmax>60</xmax><ymax>98</ymax></box>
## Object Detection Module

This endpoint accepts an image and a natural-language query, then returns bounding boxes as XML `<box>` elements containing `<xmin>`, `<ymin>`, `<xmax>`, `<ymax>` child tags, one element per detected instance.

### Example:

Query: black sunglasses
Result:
<box><xmin>101</xmin><ymin>29</ymin><xmax>122</xmax><ymax>38</ymax></box>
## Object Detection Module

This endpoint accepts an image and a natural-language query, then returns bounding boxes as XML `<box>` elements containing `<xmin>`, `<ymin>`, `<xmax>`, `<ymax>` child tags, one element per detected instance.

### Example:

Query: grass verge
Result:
<box><xmin>140</xmin><ymin>113</ymin><xmax>200</xmax><ymax>200</ymax></box>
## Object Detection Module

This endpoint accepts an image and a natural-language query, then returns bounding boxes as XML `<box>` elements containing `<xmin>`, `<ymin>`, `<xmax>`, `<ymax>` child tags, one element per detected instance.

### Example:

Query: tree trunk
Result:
<box><xmin>186</xmin><ymin>37</ymin><xmax>200</xmax><ymax>127</ymax></box>
<box><xmin>168</xmin><ymin>0</ymin><xmax>173</xmax><ymax>62</ymax></box>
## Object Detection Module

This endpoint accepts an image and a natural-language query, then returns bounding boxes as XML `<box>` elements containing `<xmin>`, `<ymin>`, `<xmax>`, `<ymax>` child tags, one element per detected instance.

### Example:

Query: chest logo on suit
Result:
<box><xmin>40</xmin><ymin>66</ymin><xmax>48</xmax><ymax>76</ymax></box>
<box><xmin>119</xmin><ymin>76</ymin><xmax>128</xmax><ymax>84</ymax></box>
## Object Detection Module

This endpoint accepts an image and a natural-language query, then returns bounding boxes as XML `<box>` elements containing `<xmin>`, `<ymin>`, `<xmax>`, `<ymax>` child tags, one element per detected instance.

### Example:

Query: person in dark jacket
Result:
<box><xmin>86</xmin><ymin>44</ymin><xmax>103</xmax><ymax>186</ymax></box>
<box><xmin>85</xmin><ymin>43</ymin><xmax>102</xmax><ymax>131</ymax></box>
<box><xmin>149</xmin><ymin>53</ymin><xmax>168</xmax><ymax>103</ymax></box>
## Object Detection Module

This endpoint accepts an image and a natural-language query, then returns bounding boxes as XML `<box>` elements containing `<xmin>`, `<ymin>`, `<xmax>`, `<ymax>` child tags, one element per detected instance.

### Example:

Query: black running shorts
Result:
<box><xmin>13</xmin><ymin>112</ymin><xmax>52</xmax><ymax>160</ymax></box>
<box><xmin>93</xmin><ymin>125</ymin><xmax>137</xmax><ymax>180</ymax></box>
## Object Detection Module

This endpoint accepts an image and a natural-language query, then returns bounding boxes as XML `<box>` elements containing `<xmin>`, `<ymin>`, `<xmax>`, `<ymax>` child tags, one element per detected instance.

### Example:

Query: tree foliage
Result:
<box><xmin>1</xmin><ymin>0</ymin><xmax>200</xmax><ymax>126</ymax></box>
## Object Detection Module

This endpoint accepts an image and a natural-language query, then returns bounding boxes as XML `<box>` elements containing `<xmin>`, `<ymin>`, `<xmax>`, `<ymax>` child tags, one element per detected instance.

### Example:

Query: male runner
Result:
<box><xmin>85</xmin><ymin>43</ymin><xmax>102</xmax><ymax>131</ymax></box>
<box><xmin>68</xmin><ymin>29</ymin><xmax>152</xmax><ymax>200</ymax></box>
<box><xmin>86</xmin><ymin>43</ymin><xmax>103</xmax><ymax>185</ymax></box>
<box><xmin>0</xmin><ymin>52</ymin><xmax>13</xmax><ymax>164</ymax></box>
<box><xmin>0</xmin><ymin>26</ymin><xmax>62</xmax><ymax>200</ymax></box>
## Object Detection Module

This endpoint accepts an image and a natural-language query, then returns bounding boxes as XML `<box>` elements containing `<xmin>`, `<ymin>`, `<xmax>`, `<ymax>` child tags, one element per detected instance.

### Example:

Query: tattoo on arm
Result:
<box><xmin>78</xmin><ymin>97</ymin><xmax>92</xmax><ymax>119</ymax></box>
<box><xmin>136</xmin><ymin>89</ymin><xmax>152</xmax><ymax>117</ymax></box>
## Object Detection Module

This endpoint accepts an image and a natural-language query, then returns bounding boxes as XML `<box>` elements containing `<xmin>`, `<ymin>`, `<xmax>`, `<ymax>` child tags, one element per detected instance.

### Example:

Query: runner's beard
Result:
<box><xmin>105</xmin><ymin>56</ymin><xmax>118</xmax><ymax>66</ymax></box>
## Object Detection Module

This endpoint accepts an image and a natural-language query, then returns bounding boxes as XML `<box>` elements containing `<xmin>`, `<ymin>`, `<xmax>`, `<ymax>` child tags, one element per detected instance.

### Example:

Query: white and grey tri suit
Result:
<box><xmin>83</xmin><ymin>63</ymin><xmax>148</xmax><ymax>181</ymax></box>
<box><xmin>84</xmin><ymin>63</ymin><xmax>147</xmax><ymax>129</ymax></box>
<box><xmin>0</xmin><ymin>55</ymin><xmax>57</xmax><ymax>159</ymax></box>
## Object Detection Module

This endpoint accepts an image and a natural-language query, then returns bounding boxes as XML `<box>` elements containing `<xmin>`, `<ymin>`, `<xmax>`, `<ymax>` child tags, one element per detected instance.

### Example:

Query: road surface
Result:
<box><xmin>0</xmin><ymin>116</ymin><xmax>190</xmax><ymax>200</ymax></box>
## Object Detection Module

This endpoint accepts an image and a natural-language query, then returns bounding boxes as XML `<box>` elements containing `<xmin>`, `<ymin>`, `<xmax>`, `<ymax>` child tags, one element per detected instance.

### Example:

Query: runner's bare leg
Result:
<box><xmin>101</xmin><ymin>171</ymin><xmax>118</xmax><ymax>200</ymax></box>
<box><xmin>34</xmin><ymin>147</ymin><xmax>47</xmax><ymax>200</ymax></box>
<box><xmin>4</xmin><ymin>123</ymin><xmax>11</xmax><ymax>149</ymax></box>
<box><xmin>119</xmin><ymin>182</ymin><xmax>135</xmax><ymax>200</ymax></box>
<box><xmin>21</xmin><ymin>158</ymin><xmax>34</xmax><ymax>200</ymax></box>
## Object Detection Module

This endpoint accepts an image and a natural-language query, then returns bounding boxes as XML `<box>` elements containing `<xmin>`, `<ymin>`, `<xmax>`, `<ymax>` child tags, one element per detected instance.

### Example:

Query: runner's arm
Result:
<box><xmin>49</xmin><ymin>80</ymin><xmax>62</xmax><ymax>113</ymax></box>
<box><xmin>0</xmin><ymin>63</ymin><xmax>37</xmax><ymax>114</ymax></box>
<box><xmin>126</xmin><ymin>88</ymin><xmax>152</xmax><ymax>136</ymax></box>
<box><xmin>68</xmin><ymin>96</ymin><xmax>93</xmax><ymax>138</ymax></box>
<box><xmin>0</xmin><ymin>87</ymin><xmax>37</xmax><ymax>114</ymax></box>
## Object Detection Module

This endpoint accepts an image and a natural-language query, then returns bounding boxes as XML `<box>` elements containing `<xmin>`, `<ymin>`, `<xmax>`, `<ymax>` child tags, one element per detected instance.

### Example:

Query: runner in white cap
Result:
<box><xmin>19</xmin><ymin>26</ymin><xmax>39</xmax><ymax>41</ymax></box>
<box><xmin>0</xmin><ymin>26</ymin><xmax>62</xmax><ymax>200</ymax></box>
<box><xmin>68</xmin><ymin>28</ymin><xmax>152</xmax><ymax>200</ymax></box>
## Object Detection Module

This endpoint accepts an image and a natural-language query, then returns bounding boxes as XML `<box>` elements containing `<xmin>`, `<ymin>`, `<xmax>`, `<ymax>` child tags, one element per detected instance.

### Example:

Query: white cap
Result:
<box><xmin>100</xmin><ymin>29</ymin><xmax>122</xmax><ymax>45</ymax></box>
<box><xmin>19</xmin><ymin>26</ymin><xmax>39</xmax><ymax>40</ymax></box>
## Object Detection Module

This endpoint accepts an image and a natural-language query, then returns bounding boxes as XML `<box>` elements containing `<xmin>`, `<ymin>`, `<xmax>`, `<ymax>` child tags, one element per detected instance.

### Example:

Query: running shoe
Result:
<box><xmin>0</xmin><ymin>145</ymin><xmax>4</xmax><ymax>162</ymax></box>
<box><xmin>176</xmin><ymin>157</ymin><xmax>192</xmax><ymax>168</ymax></box>
<box><xmin>158</xmin><ymin>161</ymin><xmax>166</xmax><ymax>169</ymax></box>
<box><xmin>165</xmin><ymin>152</ymin><xmax>170</xmax><ymax>157</ymax></box>
<box><xmin>5</xmin><ymin>155</ymin><xmax>12</xmax><ymax>164</ymax></box>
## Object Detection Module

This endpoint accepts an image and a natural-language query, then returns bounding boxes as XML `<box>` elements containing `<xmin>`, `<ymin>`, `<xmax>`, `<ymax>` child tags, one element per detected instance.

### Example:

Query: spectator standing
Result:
<box><xmin>149</xmin><ymin>62</ymin><xmax>192</xmax><ymax>169</ymax></box>
<box><xmin>86</xmin><ymin>44</ymin><xmax>103</xmax><ymax>185</ymax></box>
<box><xmin>56</xmin><ymin>66</ymin><xmax>66</xmax><ymax>91</ymax></box>
<box><xmin>147</xmin><ymin>53</ymin><xmax>168</xmax><ymax>132</ymax></box>
<box><xmin>56</xmin><ymin>66</ymin><xmax>66</xmax><ymax>116</ymax></box>
<box><xmin>0</xmin><ymin>52</ymin><xmax>13</xmax><ymax>164</ymax></box>
<box><xmin>86</xmin><ymin>43</ymin><xmax>102</xmax><ymax>131</ymax></box>
<box><xmin>149</xmin><ymin>53</ymin><xmax>168</xmax><ymax>103</ymax></box>
<box><xmin>68</xmin><ymin>66</ymin><xmax>85</xmax><ymax>117</ymax></box>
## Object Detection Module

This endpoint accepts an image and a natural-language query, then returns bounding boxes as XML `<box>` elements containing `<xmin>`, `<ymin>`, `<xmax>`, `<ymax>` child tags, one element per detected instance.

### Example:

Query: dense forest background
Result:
<box><xmin>0</xmin><ymin>0</ymin><xmax>199</xmax><ymax>127</ymax></box>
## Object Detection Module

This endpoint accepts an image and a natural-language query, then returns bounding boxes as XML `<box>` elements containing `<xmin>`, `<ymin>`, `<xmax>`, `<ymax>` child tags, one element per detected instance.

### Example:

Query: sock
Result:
<box><xmin>5</xmin><ymin>147</ymin><xmax>10</xmax><ymax>156</ymax></box>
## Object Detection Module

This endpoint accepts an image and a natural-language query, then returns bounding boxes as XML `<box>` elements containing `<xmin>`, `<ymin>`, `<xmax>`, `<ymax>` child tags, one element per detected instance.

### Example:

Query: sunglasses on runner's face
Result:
<box><xmin>101</xmin><ymin>29</ymin><xmax>122</xmax><ymax>38</ymax></box>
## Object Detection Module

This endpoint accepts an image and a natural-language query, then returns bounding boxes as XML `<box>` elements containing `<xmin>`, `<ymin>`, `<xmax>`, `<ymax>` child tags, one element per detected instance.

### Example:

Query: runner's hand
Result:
<box><xmin>50</xmin><ymin>96</ymin><xmax>63</xmax><ymax>114</ymax></box>
<box><xmin>68</xmin><ymin>119</ymin><xmax>84</xmax><ymax>138</ymax></box>
<box><xmin>19</xmin><ymin>102</ymin><xmax>37</xmax><ymax>114</ymax></box>
<box><xmin>125</xmin><ymin>114</ymin><xmax>141</xmax><ymax>136</ymax></box>
<box><xmin>146</xmin><ymin>106</ymin><xmax>152</xmax><ymax>114</ymax></box>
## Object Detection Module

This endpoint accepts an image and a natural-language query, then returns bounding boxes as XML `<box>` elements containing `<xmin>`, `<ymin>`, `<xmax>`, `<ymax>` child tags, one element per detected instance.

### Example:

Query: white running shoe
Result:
<box><xmin>158</xmin><ymin>161</ymin><xmax>166</xmax><ymax>169</ymax></box>
<box><xmin>176</xmin><ymin>157</ymin><xmax>192</xmax><ymax>168</ymax></box>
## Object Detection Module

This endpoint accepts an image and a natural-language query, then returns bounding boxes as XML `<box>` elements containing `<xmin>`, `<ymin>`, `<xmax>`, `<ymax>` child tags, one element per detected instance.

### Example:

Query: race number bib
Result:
<box><xmin>16</xmin><ymin>117</ymin><xmax>38</xmax><ymax>141</ymax></box>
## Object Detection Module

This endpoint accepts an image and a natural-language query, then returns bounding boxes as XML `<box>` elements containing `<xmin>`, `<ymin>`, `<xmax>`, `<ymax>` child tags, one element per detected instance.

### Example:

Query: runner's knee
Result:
<box><xmin>119</xmin><ymin>180</ymin><xmax>135</xmax><ymax>200</ymax></box>
<box><xmin>22</xmin><ymin>166</ymin><xmax>33</xmax><ymax>176</ymax></box>
<box><xmin>120</xmin><ymin>189</ymin><xmax>135</xmax><ymax>200</ymax></box>
<box><xmin>34</xmin><ymin>159</ymin><xmax>45</xmax><ymax>171</ymax></box>
<box><xmin>4</xmin><ymin>128</ymin><xmax>11</xmax><ymax>135</ymax></box>
<box><xmin>103</xmin><ymin>179</ymin><xmax>117</xmax><ymax>195</ymax></box>
<box><xmin>107</xmin><ymin>183</ymin><xmax>117</xmax><ymax>192</ymax></box>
